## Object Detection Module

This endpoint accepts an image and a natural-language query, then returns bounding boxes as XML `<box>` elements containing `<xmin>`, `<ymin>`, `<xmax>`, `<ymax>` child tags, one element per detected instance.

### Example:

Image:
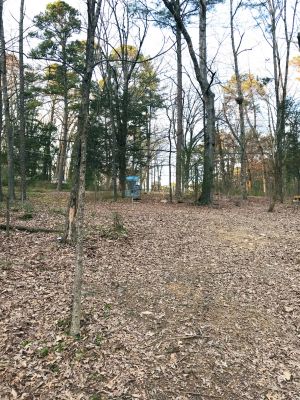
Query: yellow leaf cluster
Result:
<box><xmin>290</xmin><ymin>56</ymin><xmax>300</xmax><ymax>81</ymax></box>
<box><xmin>223</xmin><ymin>73</ymin><xmax>265</xmax><ymax>100</ymax></box>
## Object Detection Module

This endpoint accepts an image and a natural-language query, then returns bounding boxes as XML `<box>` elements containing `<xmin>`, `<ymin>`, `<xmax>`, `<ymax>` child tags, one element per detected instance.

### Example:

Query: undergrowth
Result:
<box><xmin>97</xmin><ymin>212</ymin><xmax>128</xmax><ymax>239</ymax></box>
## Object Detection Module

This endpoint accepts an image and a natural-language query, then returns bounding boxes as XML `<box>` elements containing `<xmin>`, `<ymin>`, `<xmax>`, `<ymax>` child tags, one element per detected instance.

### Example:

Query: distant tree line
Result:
<box><xmin>0</xmin><ymin>0</ymin><xmax>299</xmax><ymax>209</ymax></box>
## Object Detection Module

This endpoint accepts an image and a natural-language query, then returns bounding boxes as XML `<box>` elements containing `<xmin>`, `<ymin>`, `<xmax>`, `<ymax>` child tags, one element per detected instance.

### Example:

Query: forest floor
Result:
<box><xmin>0</xmin><ymin>192</ymin><xmax>300</xmax><ymax>400</ymax></box>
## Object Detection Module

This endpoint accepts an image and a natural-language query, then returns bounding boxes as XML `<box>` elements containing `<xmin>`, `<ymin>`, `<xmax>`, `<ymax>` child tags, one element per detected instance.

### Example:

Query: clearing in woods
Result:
<box><xmin>0</xmin><ymin>192</ymin><xmax>299</xmax><ymax>399</ymax></box>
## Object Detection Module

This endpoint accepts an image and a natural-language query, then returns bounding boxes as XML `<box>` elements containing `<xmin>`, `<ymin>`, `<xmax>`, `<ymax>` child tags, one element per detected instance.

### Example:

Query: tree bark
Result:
<box><xmin>198</xmin><ymin>2</ymin><xmax>215</xmax><ymax>205</ymax></box>
<box><xmin>107</xmin><ymin>67</ymin><xmax>118</xmax><ymax>201</ymax></box>
<box><xmin>63</xmin><ymin>135</ymin><xmax>80</xmax><ymax>244</ymax></box>
<box><xmin>229</xmin><ymin>0</ymin><xmax>247</xmax><ymax>200</ymax></box>
<box><xmin>57</xmin><ymin>42</ymin><xmax>69</xmax><ymax>191</ymax></box>
<box><xmin>43</xmin><ymin>98</ymin><xmax>56</xmax><ymax>180</ymax></box>
<box><xmin>0</xmin><ymin>0</ymin><xmax>15</xmax><ymax>201</ymax></box>
<box><xmin>266</xmin><ymin>0</ymin><xmax>298</xmax><ymax>206</ymax></box>
<box><xmin>70</xmin><ymin>0</ymin><xmax>102</xmax><ymax>337</ymax></box>
<box><xmin>146</xmin><ymin>105</ymin><xmax>151</xmax><ymax>193</ymax></box>
<box><xmin>0</xmin><ymin>69</ymin><xmax>3</xmax><ymax>202</ymax></box>
<box><xmin>175</xmin><ymin>19</ymin><xmax>183</xmax><ymax>200</ymax></box>
<box><xmin>19</xmin><ymin>0</ymin><xmax>26</xmax><ymax>202</ymax></box>
<box><xmin>162</xmin><ymin>0</ymin><xmax>215</xmax><ymax>205</ymax></box>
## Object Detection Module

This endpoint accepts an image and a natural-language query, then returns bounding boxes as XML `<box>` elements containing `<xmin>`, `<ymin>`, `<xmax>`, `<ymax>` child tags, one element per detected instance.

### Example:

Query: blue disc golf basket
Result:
<box><xmin>125</xmin><ymin>176</ymin><xmax>141</xmax><ymax>200</ymax></box>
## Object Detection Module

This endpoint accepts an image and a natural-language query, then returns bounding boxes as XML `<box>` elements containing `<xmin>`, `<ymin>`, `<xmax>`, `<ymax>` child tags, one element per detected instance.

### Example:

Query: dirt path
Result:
<box><xmin>0</xmin><ymin>196</ymin><xmax>299</xmax><ymax>399</ymax></box>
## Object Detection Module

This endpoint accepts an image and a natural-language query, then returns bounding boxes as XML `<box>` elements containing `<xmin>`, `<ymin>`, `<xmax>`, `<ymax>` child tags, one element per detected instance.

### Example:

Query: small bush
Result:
<box><xmin>98</xmin><ymin>212</ymin><xmax>127</xmax><ymax>239</ymax></box>
<box><xmin>38</xmin><ymin>347</ymin><xmax>49</xmax><ymax>358</ymax></box>
<box><xmin>19</xmin><ymin>212</ymin><xmax>33</xmax><ymax>220</ymax></box>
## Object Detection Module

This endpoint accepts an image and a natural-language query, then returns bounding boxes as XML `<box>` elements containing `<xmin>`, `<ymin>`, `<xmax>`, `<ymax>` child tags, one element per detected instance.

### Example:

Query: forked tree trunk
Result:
<box><xmin>162</xmin><ymin>0</ymin><xmax>216</xmax><ymax>204</ymax></box>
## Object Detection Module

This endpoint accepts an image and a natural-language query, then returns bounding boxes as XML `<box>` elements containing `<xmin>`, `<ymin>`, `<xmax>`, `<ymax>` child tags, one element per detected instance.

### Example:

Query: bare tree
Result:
<box><xmin>229</xmin><ymin>0</ymin><xmax>247</xmax><ymax>200</ymax></box>
<box><xmin>182</xmin><ymin>85</ymin><xmax>203</xmax><ymax>192</ymax></box>
<box><xmin>103</xmin><ymin>0</ymin><xmax>149</xmax><ymax>197</ymax></box>
<box><xmin>248</xmin><ymin>0</ymin><xmax>299</xmax><ymax>209</ymax></box>
<box><xmin>162</xmin><ymin>0</ymin><xmax>217</xmax><ymax>204</ymax></box>
<box><xmin>70</xmin><ymin>0</ymin><xmax>102</xmax><ymax>337</ymax></box>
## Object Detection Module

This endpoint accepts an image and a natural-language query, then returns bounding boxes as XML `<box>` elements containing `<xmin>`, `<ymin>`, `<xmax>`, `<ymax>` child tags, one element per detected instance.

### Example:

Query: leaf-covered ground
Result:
<box><xmin>1</xmin><ymin>193</ymin><xmax>300</xmax><ymax>400</ymax></box>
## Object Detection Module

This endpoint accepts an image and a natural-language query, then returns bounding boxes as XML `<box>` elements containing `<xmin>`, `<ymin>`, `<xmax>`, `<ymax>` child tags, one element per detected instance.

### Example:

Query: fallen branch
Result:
<box><xmin>184</xmin><ymin>392</ymin><xmax>221</xmax><ymax>399</ymax></box>
<box><xmin>0</xmin><ymin>224</ymin><xmax>61</xmax><ymax>233</ymax></box>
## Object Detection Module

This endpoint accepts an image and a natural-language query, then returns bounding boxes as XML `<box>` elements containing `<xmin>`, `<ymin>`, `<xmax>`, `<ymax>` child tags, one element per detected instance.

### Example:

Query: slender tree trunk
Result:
<box><xmin>57</xmin><ymin>51</ymin><xmax>69</xmax><ymax>191</ymax></box>
<box><xmin>106</xmin><ymin>68</ymin><xmax>118</xmax><ymax>201</ymax></box>
<box><xmin>117</xmin><ymin>89</ymin><xmax>129</xmax><ymax>197</ymax></box>
<box><xmin>70</xmin><ymin>0</ymin><xmax>102</xmax><ymax>337</ymax></box>
<box><xmin>229</xmin><ymin>0</ymin><xmax>247</xmax><ymax>200</ymax></box>
<box><xmin>267</xmin><ymin>0</ymin><xmax>298</xmax><ymax>206</ymax></box>
<box><xmin>216</xmin><ymin>129</ymin><xmax>227</xmax><ymax>193</ymax></box>
<box><xmin>194</xmin><ymin>164</ymin><xmax>199</xmax><ymax>202</ymax></box>
<box><xmin>175</xmin><ymin>20</ymin><xmax>183</xmax><ymax>200</ymax></box>
<box><xmin>43</xmin><ymin>98</ymin><xmax>56</xmax><ymax>180</ymax></box>
<box><xmin>0</xmin><ymin>0</ymin><xmax>15</xmax><ymax>201</ymax></box>
<box><xmin>118</xmin><ymin>131</ymin><xmax>127</xmax><ymax>197</ymax></box>
<box><xmin>19</xmin><ymin>0</ymin><xmax>26</xmax><ymax>202</ymax></box>
<box><xmin>63</xmin><ymin>136</ymin><xmax>80</xmax><ymax>244</ymax></box>
<box><xmin>245</xmin><ymin>106</ymin><xmax>267</xmax><ymax>195</ymax></box>
<box><xmin>110</xmin><ymin>104</ymin><xmax>118</xmax><ymax>201</ymax></box>
<box><xmin>0</xmin><ymin>70</ymin><xmax>3</xmax><ymax>202</ymax></box>
<box><xmin>166</xmin><ymin>106</ymin><xmax>173</xmax><ymax>202</ymax></box>
<box><xmin>146</xmin><ymin>106</ymin><xmax>151</xmax><ymax>193</ymax></box>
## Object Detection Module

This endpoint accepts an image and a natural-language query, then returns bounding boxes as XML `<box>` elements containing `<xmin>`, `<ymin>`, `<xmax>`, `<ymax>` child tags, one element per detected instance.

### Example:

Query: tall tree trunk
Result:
<box><xmin>105</xmin><ymin>67</ymin><xmax>118</xmax><ymax>201</ymax></box>
<box><xmin>0</xmin><ymin>70</ymin><xmax>3</xmax><ymax>202</ymax></box>
<box><xmin>146</xmin><ymin>105</ymin><xmax>151</xmax><ymax>193</ymax></box>
<box><xmin>63</xmin><ymin>135</ymin><xmax>80</xmax><ymax>244</ymax></box>
<box><xmin>70</xmin><ymin>0</ymin><xmax>102</xmax><ymax>337</ymax></box>
<box><xmin>19</xmin><ymin>0</ymin><xmax>26</xmax><ymax>202</ymax></box>
<box><xmin>43</xmin><ymin>98</ymin><xmax>56</xmax><ymax>180</ymax></box>
<box><xmin>118</xmin><ymin>131</ymin><xmax>127</xmax><ymax>197</ymax></box>
<box><xmin>118</xmin><ymin>91</ymin><xmax>129</xmax><ymax>198</ymax></box>
<box><xmin>108</xmin><ymin>94</ymin><xmax>118</xmax><ymax>201</ymax></box>
<box><xmin>245</xmin><ymin>105</ymin><xmax>267</xmax><ymax>195</ymax></box>
<box><xmin>57</xmin><ymin>48</ymin><xmax>69</xmax><ymax>191</ymax></box>
<box><xmin>230</xmin><ymin>0</ymin><xmax>247</xmax><ymax>200</ymax></box>
<box><xmin>169</xmin><ymin>144</ymin><xmax>173</xmax><ymax>202</ymax></box>
<box><xmin>216</xmin><ymin>129</ymin><xmax>227</xmax><ymax>193</ymax></box>
<box><xmin>198</xmin><ymin>2</ymin><xmax>215</xmax><ymax>205</ymax></box>
<box><xmin>267</xmin><ymin>0</ymin><xmax>298</xmax><ymax>207</ymax></box>
<box><xmin>0</xmin><ymin>0</ymin><xmax>15</xmax><ymax>201</ymax></box>
<box><xmin>162</xmin><ymin>0</ymin><xmax>216</xmax><ymax>204</ymax></box>
<box><xmin>175</xmin><ymin>20</ymin><xmax>183</xmax><ymax>200</ymax></box>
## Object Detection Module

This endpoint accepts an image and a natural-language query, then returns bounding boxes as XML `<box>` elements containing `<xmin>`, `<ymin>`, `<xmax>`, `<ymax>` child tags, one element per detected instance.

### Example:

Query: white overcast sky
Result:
<box><xmin>4</xmin><ymin>0</ymin><xmax>299</xmax><ymax>83</ymax></box>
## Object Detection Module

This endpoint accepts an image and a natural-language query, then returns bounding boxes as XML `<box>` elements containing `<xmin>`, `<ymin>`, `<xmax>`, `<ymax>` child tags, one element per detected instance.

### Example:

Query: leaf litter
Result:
<box><xmin>0</xmin><ymin>193</ymin><xmax>300</xmax><ymax>399</ymax></box>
